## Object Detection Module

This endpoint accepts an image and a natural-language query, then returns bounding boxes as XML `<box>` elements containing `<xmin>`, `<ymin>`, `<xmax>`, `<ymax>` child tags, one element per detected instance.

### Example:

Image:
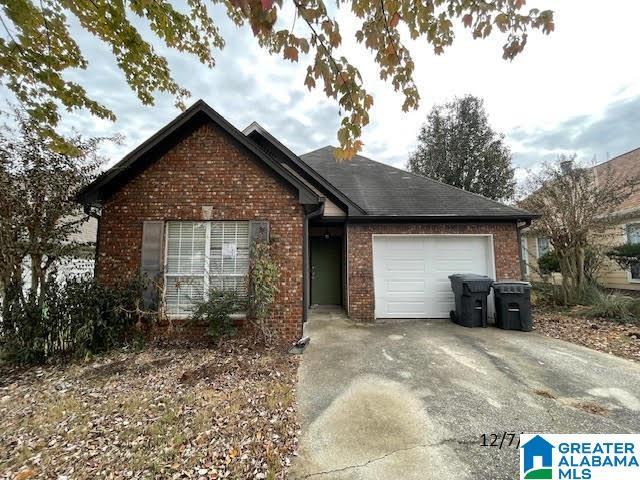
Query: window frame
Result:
<box><xmin>626</xmin><ymin>223</ymin><xmax>640</xmax><ymax>283</ymax></box>
<box><xmin>521</xmin><ymin>236</ymin><xmax>530</xmax><ymax>276</ymax></box>
<box><xmin>163</xmin><ymin>220</ymin><xmax>250</xmax><ymax>317</ymax></box>
<box><xmin>536</xmin><ymin>237</ymin><xmax>551</xmax><ymax>258</ymax></box>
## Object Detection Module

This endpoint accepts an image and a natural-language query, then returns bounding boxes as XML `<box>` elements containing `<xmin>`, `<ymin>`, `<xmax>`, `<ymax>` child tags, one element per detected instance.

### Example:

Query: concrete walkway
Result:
<box><xmin>290</xmin><ymin>308</ymin><xmax>640</xmax><ymax>479</ymax></box>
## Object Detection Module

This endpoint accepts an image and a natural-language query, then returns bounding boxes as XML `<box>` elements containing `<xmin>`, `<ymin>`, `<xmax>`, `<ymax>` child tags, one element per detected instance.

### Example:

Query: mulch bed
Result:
<box><xmin>534</xmin><ymin>308</ymin><xmax>640</xmax><ymax>363</ymax></box>
<box><xmin>0</xmin><ymin>338</ymin><xmax>300</xmax><ymax>479</ymax></box>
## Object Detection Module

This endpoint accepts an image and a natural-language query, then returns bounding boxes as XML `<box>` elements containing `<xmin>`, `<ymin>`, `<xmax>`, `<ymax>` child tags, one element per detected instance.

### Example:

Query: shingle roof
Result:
<box><xmin>299</xmin><ymin>146</ymin><xmax>536</xmax><ymax>219</ymax></box>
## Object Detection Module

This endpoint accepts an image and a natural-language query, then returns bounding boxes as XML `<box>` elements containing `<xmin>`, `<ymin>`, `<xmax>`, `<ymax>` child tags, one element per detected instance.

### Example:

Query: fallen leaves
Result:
<box><xmin>0</xmin><ymin>338</ymin><xmax>300</xmax><ymax>479</ymax></box>
<box><xmin>534</xmin><ymin>307</ymin><xmax>640</xmax><ymax>363</ymax></box>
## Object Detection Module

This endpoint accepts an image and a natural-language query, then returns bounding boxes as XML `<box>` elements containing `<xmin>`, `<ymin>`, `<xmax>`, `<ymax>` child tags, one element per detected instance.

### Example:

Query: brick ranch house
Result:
<box><xmin>76</xmin><ymin>100</ymin><xmax>536</xmax><ymax>343</ymax></box>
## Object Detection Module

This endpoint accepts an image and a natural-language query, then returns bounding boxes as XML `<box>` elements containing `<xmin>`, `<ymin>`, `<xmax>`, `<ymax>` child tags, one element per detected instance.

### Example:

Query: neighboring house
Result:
<box><xmin>55</xmin><ymin>216</ymin><xmax>97</xmax><ymax>281</ymax></box>
<box><xmin>521</xmin><ymin>235</ymin><xmax>554</xmax><ymax>282</ymax></box>
<box><xmin>523</xmin><ymin>147</ymin><xmax>640</xmax><ymax>291</ymax></box>
<box><xmin>76</xmin><ymin>100</ymin><xmax>536</xmax><ymax>343</ymax></box>
<box><xmin>21</xmin><ymin>216</ymin><xmax>97</xmax><ymax>290</ymax></box>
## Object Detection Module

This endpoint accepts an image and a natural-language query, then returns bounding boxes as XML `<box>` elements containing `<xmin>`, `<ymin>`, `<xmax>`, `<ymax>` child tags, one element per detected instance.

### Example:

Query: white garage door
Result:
<box><xmin>373</xmin><ymin>235</ymin><xmax>494</xmax><ymax>318</ymax></box>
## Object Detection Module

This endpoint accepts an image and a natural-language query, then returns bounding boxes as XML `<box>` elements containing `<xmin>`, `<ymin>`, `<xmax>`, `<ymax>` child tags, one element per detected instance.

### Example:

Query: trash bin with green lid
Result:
<box><xmin>448</xmin><ymin>274</ymin><xmax>494</xmax><ymax>328</ymax></box>
<box><xmin>493</xmin><ymin>281</ymin><xmax>532</xmax><ymax>331</ymax></box>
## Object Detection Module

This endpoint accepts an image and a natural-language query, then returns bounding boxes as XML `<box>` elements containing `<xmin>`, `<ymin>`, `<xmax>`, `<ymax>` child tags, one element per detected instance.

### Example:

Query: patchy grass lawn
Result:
<box><xmin>0</xmin><ymin>339</ymin><xmax>300</xmax><ymax>479</ymax></box>
<box><xmin>534</xmin><ymin>308</ymin><xmax>640</xmax><ymax>363</ymax></box>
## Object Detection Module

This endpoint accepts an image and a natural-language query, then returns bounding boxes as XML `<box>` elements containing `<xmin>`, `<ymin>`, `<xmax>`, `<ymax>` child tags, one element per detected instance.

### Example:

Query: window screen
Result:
<box><xmin>537</xmin><ymin>237</ymin><xmax>551</xmax><ymax>257</ymax></box>
<box><xmin>627</xmin><ymin>224</ymin><xmax>640</xmax><ymax>280</ymax></box>
<box><xmin>164</xmin><ymin>221</ymin><xmax>250</xmax><ymax>315</ymax></box>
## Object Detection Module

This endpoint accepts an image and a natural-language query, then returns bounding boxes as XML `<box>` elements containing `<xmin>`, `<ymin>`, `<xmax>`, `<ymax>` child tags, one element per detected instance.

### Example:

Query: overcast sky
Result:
<box><xmin>31</xmin><ymin>0</ymin><xmax>640</xmax><ymax>186</ymax></box>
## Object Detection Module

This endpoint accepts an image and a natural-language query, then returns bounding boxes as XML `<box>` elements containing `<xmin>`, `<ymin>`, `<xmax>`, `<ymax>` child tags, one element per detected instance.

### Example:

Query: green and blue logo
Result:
<box><xmin>521</xmin><ymin>435</ymin><xmax>554</xmax><ymax>479</ymax></box>
<box><xmin>520</xmin><ymin>434</ymin><xmax>640</xmax><ymax>480</ymax></box>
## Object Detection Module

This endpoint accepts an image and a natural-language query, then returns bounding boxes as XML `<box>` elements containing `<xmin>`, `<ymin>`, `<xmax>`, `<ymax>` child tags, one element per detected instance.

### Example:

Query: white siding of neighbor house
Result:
<box><xmin>521</xmin><ymin>234</ymin><xmax>562</xmax><ymax>285</ymax></box>
<box><xmin>598</xmin><ymin>217</ymin><xmax>640</xmax><ymax>291</ymax></box>
<box><xmin>20</xmin><ymin>216</ymin><xmax>98</xmax><ymax>290</ymax></box>
<box><xmin>71</xmin><ymin>216</ymin><xmax>98</xmax><ymax>243</ymax></box>
<box><xmin>525</xmin><ymin>221</ymin><xmax>640</xmax><ymax>291</ymax></box>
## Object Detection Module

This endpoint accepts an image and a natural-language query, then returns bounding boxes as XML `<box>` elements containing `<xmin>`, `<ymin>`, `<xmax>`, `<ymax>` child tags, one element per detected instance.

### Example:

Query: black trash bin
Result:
<box><xmin>448</xmin><ymin>274</ymin><xmax>494</xmax><ymax>328</ymax></box>
<box><xmin>493</xmin><ymin>281</ymin><xmax>532</xmax><ymax>331</ymax></box>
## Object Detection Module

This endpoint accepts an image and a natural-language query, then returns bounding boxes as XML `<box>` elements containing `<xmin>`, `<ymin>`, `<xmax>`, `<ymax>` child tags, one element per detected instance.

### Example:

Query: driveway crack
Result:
<box><xmin>299</xmin><ymin>437</ymin><xmax>476</xmax><ymax>478</ymax></box>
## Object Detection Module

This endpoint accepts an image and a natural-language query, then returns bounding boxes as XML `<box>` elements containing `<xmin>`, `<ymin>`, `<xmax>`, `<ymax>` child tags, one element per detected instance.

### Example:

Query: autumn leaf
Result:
<box><xmin>515</xmin><ymin>0</ymin><xmax>526</xmax><ymax>9</ymax></box>
<box><xmin>390</xmin><ymin>12</ymin><xmax>401</xmax><ymax>28</ymax></box>
<box><xmin>329</xmin><ymin>31</ymin><xmax>342</xmax><ymax>47</ymax></box>
<box><xmin>13</xmin><ymin>470</ymin><xmax>36</xmax><ymax>480</ymax></box>
<box><xmin>304</xmin><ymin>74</ymin><xmax>316</xmax><ymax>90</ymax></box>
<box><xmin>495</xmin><ymin>13</ymin><xmax>509</xmax><ymax>31</ymax></box>
<box><xmin>283</xmin><ymin>46</ymin><xmax>299</xmax><ymax>62</ymax></box>
<box><xmin>260</xmin><ymin>0</ymin><xmax>274</xmax><ymax>10</ymax></box>
<box><xmin>462</xmin><ymin>14</ymin><xmax>473</xmax><ymax>28</ymax></box>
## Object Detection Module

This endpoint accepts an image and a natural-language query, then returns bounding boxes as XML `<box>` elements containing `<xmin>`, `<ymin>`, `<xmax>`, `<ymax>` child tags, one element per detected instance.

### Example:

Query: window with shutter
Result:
<box><xmin>164</xmin><ymin>221</ymin><xmax>250</xmax><ymax>315</ymax></box>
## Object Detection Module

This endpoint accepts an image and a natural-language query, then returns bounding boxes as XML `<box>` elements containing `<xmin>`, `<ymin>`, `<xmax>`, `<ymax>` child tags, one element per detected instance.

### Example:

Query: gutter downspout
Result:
<box><xmin>303</xmin><ymin>201</ymin><xmax>325</xmax><ymax>328</ymax></box>
<box><xmin>84</xmin><ymin>204</ymin><xmax>102</xmax><ymax>279</ymax></box>
<box><xmin>517</xmin><ymin>219</ymin><xmax>532</xmax><ymax>280</ymax></box>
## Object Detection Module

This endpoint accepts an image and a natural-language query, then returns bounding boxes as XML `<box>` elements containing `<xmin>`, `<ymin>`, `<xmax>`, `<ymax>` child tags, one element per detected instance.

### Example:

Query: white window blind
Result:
<box><xmin>164</xmin><ymin>221</ymin><xmax>250</xmax><ymax>315</ymax></box>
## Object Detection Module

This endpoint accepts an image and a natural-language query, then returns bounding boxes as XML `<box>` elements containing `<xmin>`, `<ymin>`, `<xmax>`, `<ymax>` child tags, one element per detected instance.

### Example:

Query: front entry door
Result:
<box><xmin>310</xmin><ymin>237</ymin><xmax>342</xmax><ymax>305</ymax></box>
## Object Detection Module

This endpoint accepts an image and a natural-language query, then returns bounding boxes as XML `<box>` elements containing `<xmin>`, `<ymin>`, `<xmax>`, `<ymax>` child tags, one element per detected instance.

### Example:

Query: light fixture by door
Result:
<box><xmin>324</xmin><ymin>228</ymin><xmax>330</xmax><ymax>240</ymax></box>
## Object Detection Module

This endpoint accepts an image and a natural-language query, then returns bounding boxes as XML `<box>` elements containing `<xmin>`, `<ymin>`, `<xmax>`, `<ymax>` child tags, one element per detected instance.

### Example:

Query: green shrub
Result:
<box><xmin>0</xmin><ymin>277</ymin><xmax>146</xmax><ymax>364</ymax></box>
<box><xmin>607</xmin><ymin>243</ymin><xmax>640</xmax><ymax>270</ymax></box>
<box><xmin>581</xmin><ymin>291</ymin><xmax>638</xmax><ymax>322</ymax></box>
<box><xmin>531</xmin><ymin>282</ymin><xmax>566</xmax><ymax>307</ymax></box>
<box><xmin>190</xmin><ymin>289</ymin><xmax>245</xmax><ymax>340</ymax></box>
<box><xmin>537</xmin><ymin>251</ymin><xmax>561</xmax><ymax>275</ymax></box>
<box><xmin>532</xmin><ymin>280</ymin><xmax>605</xmax><ymax>309</ymax></box>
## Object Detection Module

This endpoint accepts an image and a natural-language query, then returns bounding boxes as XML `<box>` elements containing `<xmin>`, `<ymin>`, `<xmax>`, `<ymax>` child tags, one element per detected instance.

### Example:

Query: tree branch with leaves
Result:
<box><xmin>1</xmin><ymin>0</ymin><xmax>553</xmax><ymax>158</ymax></box>
<box><xmin>0</xmin><ymin>106</ymin><xmax>113</xmax><ymax>306</ymax></box>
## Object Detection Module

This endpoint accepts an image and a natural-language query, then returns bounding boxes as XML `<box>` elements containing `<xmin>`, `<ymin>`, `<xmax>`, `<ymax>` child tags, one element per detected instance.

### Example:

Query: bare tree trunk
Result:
<box><xmin>558</xmin><ymin>252</ymin><xmax>571</xmax><ymax>304</ymax></box>
<box><xmin>30</xmin><ymin>253</ymin><xmax>45</xmax><ymax>307</ymax></box>
<box><xmin>576</xmin><ymin>246</ymin><xmax>586</xmax><ymax>296</ymax></box>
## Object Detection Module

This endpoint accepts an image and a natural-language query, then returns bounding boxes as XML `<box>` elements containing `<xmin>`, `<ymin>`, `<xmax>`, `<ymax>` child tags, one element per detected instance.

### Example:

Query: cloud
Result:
<box><xmin>4</xmin><ymin>0</ymin><xmax>638</xmax><ymax>178</ymax></box>
<box><xmin>509</xmin><ymin>95</ymin><xmax>640</xmax><ymax>168</ymax></box>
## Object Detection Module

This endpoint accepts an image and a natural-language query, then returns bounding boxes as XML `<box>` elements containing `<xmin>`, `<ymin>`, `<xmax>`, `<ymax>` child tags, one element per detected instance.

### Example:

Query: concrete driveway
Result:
<box><xmin>290</xmin><ymin>308</ymin><xmax>640</xmax><ymax>479</ymax></box>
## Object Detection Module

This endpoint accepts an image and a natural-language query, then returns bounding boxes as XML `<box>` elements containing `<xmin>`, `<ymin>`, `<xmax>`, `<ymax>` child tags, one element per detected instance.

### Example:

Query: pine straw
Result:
<box><xmin>534</xmin><ymin>308</ymin><xmax>640</xmax><ymax>363</ymax></box>
<box><xmin>0</xmin><ymin>339</ymin><xmax>300</xmax><ymax>479</ymax></box>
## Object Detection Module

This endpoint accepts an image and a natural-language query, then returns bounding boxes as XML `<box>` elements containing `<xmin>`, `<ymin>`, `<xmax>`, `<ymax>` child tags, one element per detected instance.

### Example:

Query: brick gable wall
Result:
<box><xmin>346</xmin><ymin>222</ymin><xmax>521</xmax><ymax>321</ymax></box>
<box><xmin>96</xmin><ymin>122</ymin><xmax>305</xmax><ymax>343</ymax></box>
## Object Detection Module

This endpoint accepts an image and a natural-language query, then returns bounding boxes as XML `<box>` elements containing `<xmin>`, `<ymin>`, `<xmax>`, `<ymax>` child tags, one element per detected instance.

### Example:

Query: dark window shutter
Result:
<box><xmin>249</xmin><ymin>220</ymin><xmax>270</xmax><ymax>244</ymax></box>
<box><xmin>141</xmin><ymin>221</ymin><xmax>164</xmax><ymax>308</ymax></box>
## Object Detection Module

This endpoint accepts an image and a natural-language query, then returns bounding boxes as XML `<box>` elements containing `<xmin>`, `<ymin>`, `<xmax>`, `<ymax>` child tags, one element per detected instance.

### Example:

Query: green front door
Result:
<box><xmin>311</xmin><ymin>237</ymin><xmax>342</xmax><ymax>305</ymax></box>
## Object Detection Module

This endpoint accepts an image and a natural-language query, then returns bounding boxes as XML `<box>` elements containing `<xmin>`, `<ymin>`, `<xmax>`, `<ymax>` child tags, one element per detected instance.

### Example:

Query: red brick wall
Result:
<box><xmin>97</xmin><ymin>122</ymin><xmax>305</xmax><ymax>343</ymax></box>
<box><xmin>346</xmin><ymin>222</ymin><xmax>521</xmax><ymax>321</ymax></box>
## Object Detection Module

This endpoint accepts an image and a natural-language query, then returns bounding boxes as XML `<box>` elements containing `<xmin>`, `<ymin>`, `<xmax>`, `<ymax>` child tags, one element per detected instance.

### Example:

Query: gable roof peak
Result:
<box><xmin>75</xmin><ymin>100</ymin><xmax>320</xmax><ymax>206</ymax></box>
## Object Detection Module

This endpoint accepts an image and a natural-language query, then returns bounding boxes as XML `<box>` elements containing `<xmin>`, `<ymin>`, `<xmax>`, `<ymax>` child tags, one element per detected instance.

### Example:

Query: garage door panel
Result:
<box><xmin>373</xmin><ymin>235</ymin><xmax>492</xmax><ymax>319</ymax></box>
<box><xmin>386</xmin><ymin>301</ymin><xmax>428</xmax><ymax>316</ymax></box>
<box><xmin>387</xmin><ymin>280</ymin><xmax>425</xmax><ymax>294</ymax></box>
<box><xmin>384</xmin><ymin>259</ymin><xmax>426</xmax><ymax>272</ymax></box>
<box><xmin>382</xmin><ymin>237</ymin><xmax>424</xmax><ymax>251</ymax></box>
